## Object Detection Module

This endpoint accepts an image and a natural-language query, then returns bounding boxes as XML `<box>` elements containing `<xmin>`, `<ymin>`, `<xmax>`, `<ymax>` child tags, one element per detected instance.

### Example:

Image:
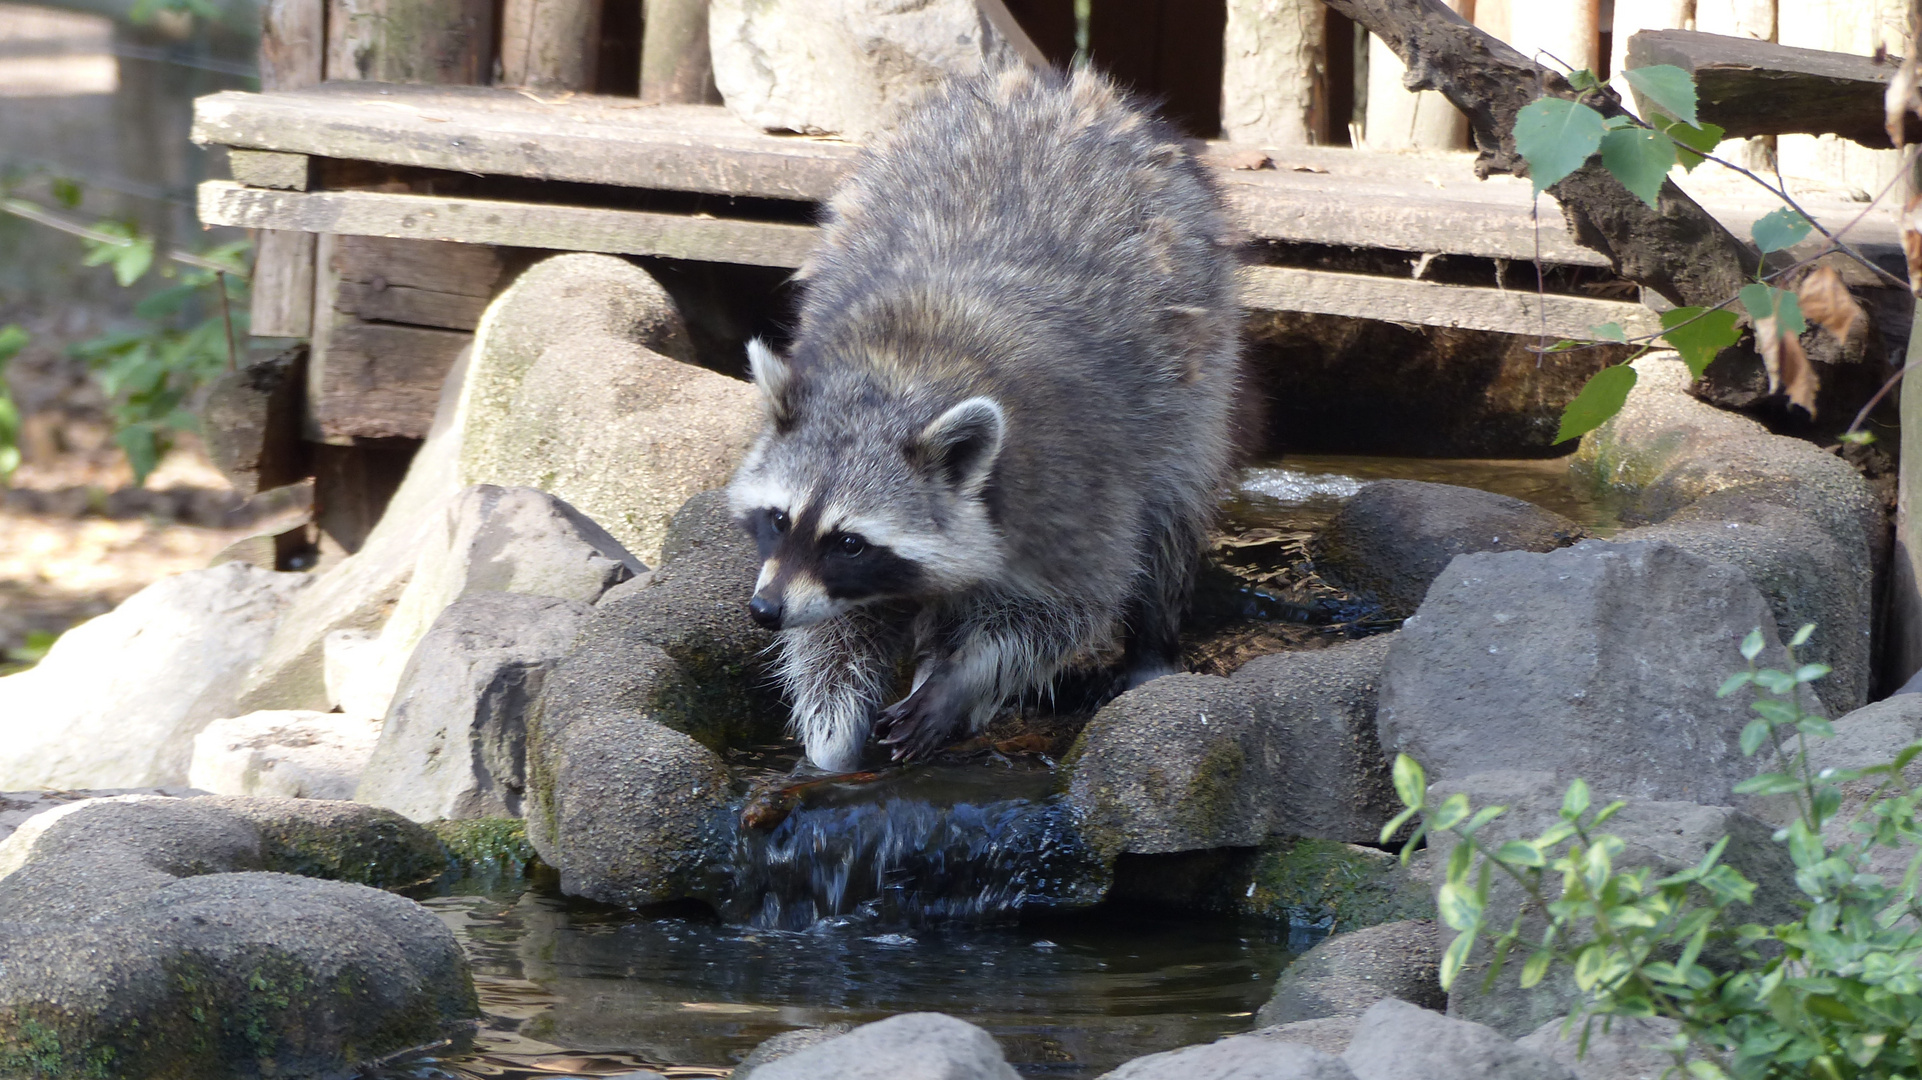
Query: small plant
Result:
<box><xmin>0</xmin><ymin>322</ymin><xmax>27</xmax><ymax>483</ymax></box>
<box><xmin>1388</xmin><ymin>625</ymin><xmax>1922</xmax><ymax>1078</ymax></box>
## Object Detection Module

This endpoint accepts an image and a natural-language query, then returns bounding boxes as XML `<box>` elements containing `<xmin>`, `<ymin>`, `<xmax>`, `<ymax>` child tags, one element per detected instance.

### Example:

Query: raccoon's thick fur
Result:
<box><xmin>726</xmin><ymin>65</ymin><xmax>1242</xmax><ymax>772</ymax></box>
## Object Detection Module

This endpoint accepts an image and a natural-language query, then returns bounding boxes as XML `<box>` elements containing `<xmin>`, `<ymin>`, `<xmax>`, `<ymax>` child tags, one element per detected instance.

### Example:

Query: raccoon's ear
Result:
<box><xmin>914</xmin><ymin>397</ymin><xmax>1005</xmax><ymax>493</ymax></box>
<box><xmin>746</xmin><ymin>338</ymin><xmax>794</xmax><ymax>422</ymax></box>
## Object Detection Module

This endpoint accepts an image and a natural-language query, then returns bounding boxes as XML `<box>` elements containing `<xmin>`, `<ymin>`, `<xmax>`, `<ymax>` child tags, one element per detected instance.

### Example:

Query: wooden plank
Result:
<box><xmin>330</xmin><ymin>234</ymin><xmax>504</xmax><ymax>297</ymax></box>
<box><xmin>1221</xmin><ymin>0</ymin><xmax>1328</xmax><ymax>149</ymax></box>
<box><xmin>199</xmin><ymin>180</ymin><xmax>823</xmax><ymax>267</ymax></box>
<box><xmin>230</xmin><ymin>149</ymin><xmax>312</xmax><ymax>190</ymax></box>
<box><xmin>332</xmin><ymin>281</ymin><xmax>491</xmax><ymax>329</ymax></box>
<box><xmin>259</xmin><ymin>0</ymin><xmax>324</xmax><ymax>89</ymax></box>
<box><xmin>639</xmin><ymin>0</ymin><xmax>718</xmax><ymax>102</ymax></box>
<box><xmin>501</xmin><ymin>0</ymin><xmax>601</xmax><ymax>92</ymax></box>
<box><xmin>326</xmin><ymin>0</ymin><xmax>494</xmax><ymax>83</ymax></box>
<box><xmin>250</xmin><ymin>228</ymin><xmax>317</xmax><ymax>336</ymax></box>
<box><xmin>1237</xmin><ymin>265</ymin><xmax>1660</xmax><ymax>338</ymax></box>
<box><xmin>1626</xmin><ymin>29</ymin><xmax>1915</xmax><ymax>147</ymax></box>
<box><xmin>311</xmin><ymin>319</ymin><xmax>470</xmax><ymax>440</ymax></box>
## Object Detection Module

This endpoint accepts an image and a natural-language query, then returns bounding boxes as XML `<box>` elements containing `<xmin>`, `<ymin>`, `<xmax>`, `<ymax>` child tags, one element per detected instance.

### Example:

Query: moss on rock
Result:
<box><xmin>429</xmin><ymin>817</ymin><xmax>537</xmax><ymax>877</ymax></box>
<box><xmin>1241</xmin><ymin>838</ymin><xmax>1433</xmax><ymax>931</ymax></box>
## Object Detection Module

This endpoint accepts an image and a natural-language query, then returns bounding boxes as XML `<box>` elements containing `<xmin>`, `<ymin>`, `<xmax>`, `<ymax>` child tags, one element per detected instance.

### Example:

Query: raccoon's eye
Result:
<box><xmin>831</xmin><ymin>533</ymin><xmax>867</xmax><ymax>557</ymax></box>
<box><xmin>771</xmin><ymin>510</ymin><xmax>790</xmax><ymax>534</ymax></box>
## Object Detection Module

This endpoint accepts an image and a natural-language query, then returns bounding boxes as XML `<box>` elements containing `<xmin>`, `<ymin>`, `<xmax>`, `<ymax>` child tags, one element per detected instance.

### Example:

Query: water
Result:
<box><xmin>1232</xmin><ymin>453</ymin><xmax>1622</xmax><ymax>536</ymax></box>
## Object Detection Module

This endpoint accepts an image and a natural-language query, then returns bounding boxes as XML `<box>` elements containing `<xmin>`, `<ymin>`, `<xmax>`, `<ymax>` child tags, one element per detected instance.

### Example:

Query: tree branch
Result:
<box><xmin>1320</xmin><ymin>0</ymin><xmax>1760</xmax><ymax>308</ymax></box>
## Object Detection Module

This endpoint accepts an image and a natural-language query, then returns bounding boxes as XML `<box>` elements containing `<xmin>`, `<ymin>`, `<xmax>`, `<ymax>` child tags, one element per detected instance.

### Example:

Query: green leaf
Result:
<box><xmin>1514</xmin><ymin>97</ymin><xmax>1607</xmax><ymax>194</ymax></box>
<box><xmin>1588</xmin><ymin>321</ymin><xmax>1628</xmax><ymax>343</ymax></box>
<box><xmin>114</xmin><ymin>422</ymin><xmax>159</xmax><ymax>484</ymax></box>
<box><xmin>1439</xmin><ymin>929</ymin><xmax>1475</xmax><ymax>990</ymax></box>
<box><xmin>0</xmin><ymin>323</ymin><xmax>27</xmax><ymax>367</ymax></box>
<box><xmin>1658</xmin><ymin>116</ymin><xmax>1727</xmax><ymax>171</ymax></box>
<box><xmin>1561</xmin><ymin>778</ymin><xmax>1591</xmax><ymax>821</ymax></box>
<box><xmin>1392</xmin><ymin>754</ymin><xmax>1426</xmax><ymax>809</ymax></box>
<box><xmin>1520</xmin><ymin>947</ymin><xmax>1553</xmax><ymax>988</ymax></box>
<box><xmin>1751</xmin><ymin>207</ymin><xmax>1814</xmax><ymax>254</ymax></box>
<box><xmin>1462</xmin><ymin>805</ymin><xmax>1507</xmax><ymax>835</ymax></box>
<box><xmin>1624</xmin><ymin>64</ymin><xmax>1700</xmax><ymax>125</ymax></box>
<box><xmin>1555</xmin><ymin>364</ymin><xmax>1638</xmax><ymax>444</ymax></box>
<box><xmin>50</xmin><ymin>177</ymin><xmax>83</xmax><ymax>209</ymax></box>
<box><xmin>1599</xmin><ymin>126</ymin><xmax>1676</xmax><ymax>209</ymax></box>
<box><xmin>1734</xmin><ymin>772</ymin><xmax>1806</xmax><ymax>796</ymax></box>
<box><xmin>1794</xmin><ymin>663</ymin><xmax>1832</xmax><ymax>684</ymax></box>
<box><xmin>1438</xmin><ymin>879</ymin><xmax>1483</xmax><ymax>931</ymax></box>
<box><xmin>1717</xmin><ymin>671</ymin><xmax>1755</xmax><ymax>698</ymax></box>
<box><xmin>1741</xmin><ymin>718</ymin><xmax>1772</xmax><ymax>757</ymax></box>
<box><xmin>1741</xmin><ymin>628</ymin><xmax>1766</xmax><ymax>662</ymax></box>
<box><xmin>111</xmin><ymin>237</ymin><xmax>155</xmax><ymax>287</ymax></box>
<box><xmin>1567</xmin><ymin>69</ymin><xmax>1602</xmax><ymax>93</ymax></box>
<box><xmin>1659</xmin><ymin>307</ymin><xmax>1741</xmax><ymax>379</ymax></box>
<box><xmin>1431</xmin><ymin>792</ymin><xmax>1470</xmax><ymax>831</ymax></box>
<box><xmin>1789</xmin><ymin>624</ymin><xmax>1815</xmax><ymax>648</ymax></box>
<box><xmin>1496</xmin><ymin>840</ymin><xmax>1546</xmax><ymax>868</ymax></box>
<box><xmin>1380</xmin><ymin>805</ymin><xmax>1418</xmax><ymax>845</ymax></box>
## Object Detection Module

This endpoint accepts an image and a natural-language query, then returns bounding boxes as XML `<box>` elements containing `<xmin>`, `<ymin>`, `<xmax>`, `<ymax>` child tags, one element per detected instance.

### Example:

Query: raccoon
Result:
<box><xmin>727</xmin><ymin>65</ymin><xmax>1242</xmax><ymax>773</ymax></box>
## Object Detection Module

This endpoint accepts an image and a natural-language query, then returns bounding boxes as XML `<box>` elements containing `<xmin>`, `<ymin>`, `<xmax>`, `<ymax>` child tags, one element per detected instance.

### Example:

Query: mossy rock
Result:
<box><xmin>429</xmin><ymin>817</ymin><xmax>538</xmax><ymax>877</ymax></box>
<box><xmin>1241</xmin><ymin>838</ymin><xmax>1433</xmax><ymax>931</ymax></box>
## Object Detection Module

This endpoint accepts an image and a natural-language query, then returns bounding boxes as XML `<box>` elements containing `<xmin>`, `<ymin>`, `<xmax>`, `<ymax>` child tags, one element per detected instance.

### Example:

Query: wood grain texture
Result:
<box><xmin>501</xmin><ymin>0</ymin><xmax>601</xmax><ymax>91</ymax></box>
<box><xmin>310</xmin><ymin>319</ymin><xmax>470</xmax><ymax>440</ymax></box>
<box><xmin>1239</xmin><ymin>265</ymin><xmax>1659</xmax><ymax>338</ymax></box>
<box><xmin>250</xmin><ymin>229</ymin><xmax>317</xmax><ymax>337</ymax></box>
<box><xmin>229</xmin><ymin>149</ymin><xmax>312</xmax><ymax>190</ymax></box>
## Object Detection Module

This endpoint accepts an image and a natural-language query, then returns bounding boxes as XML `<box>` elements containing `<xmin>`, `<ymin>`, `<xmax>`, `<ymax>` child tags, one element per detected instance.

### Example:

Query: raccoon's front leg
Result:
<box><xmin>775</xmin><ymin>608</ymin><xmax>905</xmax><ymax>773</ymax></box>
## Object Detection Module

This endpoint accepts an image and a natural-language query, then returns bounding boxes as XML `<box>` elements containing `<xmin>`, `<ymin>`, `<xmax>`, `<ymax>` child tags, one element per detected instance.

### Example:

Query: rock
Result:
<box><xmin>1378</xmin><ymin>540</ymin><xmax>1788</xmax><ymax>806</ymax></box>
<box><xmin>332</xmin><ymin>484</ymin><xmax>640</xmax><ymax>721</ymax></box>
<box><xmin>1578</xmin><ymin>353</ymin><xmax>1881</xmax><ymax>714</ymax></box>
<box><xmin>1748</xmin><ymin>693</ymin><xmax>1922</xmax><ymax>883</ymax></box>
<box><xmin>1429</xmin><ymin>772</ymin><xmax>1800</xmax><ymax>1036</ymax></box>
<box><xmin>428</xmin><ymin>817</ymin><xmax>536</xmax><ymax>877</ymax></box>
<box><xmin>1100</xmin><ymin>1035</ymin><xmax>1357</xmax><ymax>1080</ymax></box>
<box><xmin>0</xmin><ymin>796</ymin><xmax>472</xmax><ymax>1078</ymax></box>
<box><xmin>1340</xmin><ymin>998</ymin><xmax>1576</xmax><ymax>1080</ymax></box>
<box><xmin>201</xmin><ymin>344</ymin><xmax>308</xmax><ymax>496</ymax></box>
<box><xmin>541</xmin><ymin>489</ymin><xmax>780</xmax><ymax>755</ymax></box>
<box><xmin>735</xmin><ymin>1026</ymin><xmax>853</xmax><ymax>1079</ymax></box>
<box><xmin>1067</xmin><ymin>635</ymin><xmax>1396</xmax><ymax>860</ymax></box>
<box><xmin>358</xmin><ymin>592</ymin><xmax>594</xmax><ymax>821</ymax></box>
<box><xmin>1242</xmin><ymin>839</ymin><xmax>1434</xmax><ymax>931</ymax></box>
<box><xmin>189</xmin><ymin>710</ymin><xmax>383</xmax><ymax>800</ymax></box>
<box><xmin>325</xmin><ymin>627</ymin><xmax>383</xmax><ymax>716</ymax></box>
<box><xmin>0</xmin><ymin>563</ymin><xmax>312</xmax><ymax>789</ymax></box>
<box><xmin>709</xmin><ymin>0</ymin><xmax>1020</xmax><ymax>144</ymax></box>
<box><xmin>0</xmin><ymin>788</ymin><xmax>203</xmax><ymax>847</ymax></box>
<box><xmin>749</xmin><ymin>1013</ymin><xmax>1020</xmax><ymax>1080</ymax></box>
<box><xmin>1516</xmin><ymin>1016</ymin><xmax>1684</xmax><ymax>1080</ymax></box>
<box><xmin>1258</xmin><ymin>920</ymin><xmax>1442</xmax><ymax>1026</ymax></box>
<box><xmin>1246</xmin><ymin>1017</ymin><xmax>1359</xmax><ymax>1055</ymax></box>
<box><xmin>458</xmin><ymin>253</ymin><xmax>757</xmax><ymax>568</ymax></box>
<box><xmin>1315</xmin><ymin>480</ymin><xmax>1581</xmax><ymax>617</ymax></box>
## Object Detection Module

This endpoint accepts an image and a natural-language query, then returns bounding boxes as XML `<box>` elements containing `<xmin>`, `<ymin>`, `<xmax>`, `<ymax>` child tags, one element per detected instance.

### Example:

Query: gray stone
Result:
<box><xmin>1516</xmin><ymin>1016</ymin><xmax>1684</xmax><ymax>1080</ymax></box>
<box><xmin>189</xmin><ymin>709</ymin><xmax>383</xmax><ymax>800</ymax></box>
<box><xmin>1258</xmin><ymin>920</ymin><xmax>1441</xmax><ymax>1026</ymax></box>
<box><xmin>334</xmin><ymin>484</ymin><xmax>638</xmax><ymax>722</ymax></box>
<box><xmin>0</xmin><ymin>796</ymin><xmax>472</xmax><ymax>1078</ymax></box>
<box><xmin>1246</xmin><ymin>1017</ymin><xmax>1359</xmax><ymax>1055</ymax></box>
<box><xmin>1379</xmin><ymin>540</ymin><xmax>1789</xmax><ymax>806</ymax></box>
<box><xmin>1340</xmin><ymin>998</ymin><xmax>1576</xmax><ymax>1080</ymax></box>
<box><xmin>735</xmin><ymin>1026</ymin><xmax>853</xmax><ymax>1079</ymax></box>
<box><xmin>1429</xmin><ymin>772</ymin><xmax>1800</xmax><ymax>1037</ymax></box>
<box><xmin>1241</xmin><ymin>840</ymin><xmax>1435</xmax><ymax>931</ymax></box>
<box><xmin>1316</xmin><ymin>480</ymin><xmax>1581</xmax><ymax>617</ymax></box>
<box><xmin>358</xmin><ymin>592</ymin><xmax>594</xmax><ymax>821</ymax></box>
<box><xmin>459</xmin><ymin>253</ymin><xmax>757</xmax><ymax>568</ymax></box>
<box><xmin>1578</xmin><ymin>353</ymin><xmax>1881</xmax><ymax>714</ymax></box>
<box><xmin>1748</xmin><ymin>693</ymin><xmax>1922</xmax><ymax>884</ymax></box>
<box><xmin>0</xmin><ymin>563</ymin><xmax>313</xmax><ymax>789</ymax></box>
<box><xmin>1068</xmin><ymin>636</ymin><xmax>1396</xmax><ymax>860</ymax></box>
<box><xmin>0</xmin><ymin>788</ymin><xmax>204</xmax><ymax>847</ymax></box>
<box><xmin>1099</xmin><ymin>1035</ymin><xmax>1357</xmax><ymax>1080</ymax></box>
<box><xmin>709</xmin><ymin>0</ymin><xmax>1021</xmax><ymax>144</ymax></box>
<box><xmin>750</xmin><ymin>1013</ymin><xmax>1020</xmax><ymax>1080</ymax></box>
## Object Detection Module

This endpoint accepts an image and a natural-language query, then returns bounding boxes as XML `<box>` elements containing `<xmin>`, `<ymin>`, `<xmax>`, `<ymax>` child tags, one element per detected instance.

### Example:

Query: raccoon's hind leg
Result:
<box><xmin>874</xmin><ymin>597</ymin><xmax>1104</xmax><ymax>762</ymax></box>
<box><xmin>775</xmin><ymin>607</ymin><xmax>906</xmax><ymax>773</ymax></box>
<box><xmin>1121</xmin><ymin>506</ymin><xmax>1207</xmax><ymax>690</ymax></box>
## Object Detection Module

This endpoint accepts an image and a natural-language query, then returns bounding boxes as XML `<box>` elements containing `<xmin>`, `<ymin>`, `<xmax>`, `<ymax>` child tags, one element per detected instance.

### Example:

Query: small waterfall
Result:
<box><xmin>720</xmin><ymin>771</ymin><xmax>1102</xmax><ymax>930</ymax></box>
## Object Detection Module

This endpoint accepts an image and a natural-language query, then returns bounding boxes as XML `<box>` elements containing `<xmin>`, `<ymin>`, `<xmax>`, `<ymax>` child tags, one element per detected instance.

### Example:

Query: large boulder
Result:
<box><xmin>1100</xmin><ymin>1036</ymin><xmax>1357</xmax><ymax>1080</ymax></box>
<box><xmin>749</xmin><ymin>1013</ymin><xmax>1020</xmax><ymax>1080</ymax></box>
<box><xmin>1241</xmin><ymin>839</ymin><xmax>1434</xmax><ymax>931</ymax></box>
<box><xmin>1747</xmin><ymin>693</ymin><xmax>1922</xmax><ymax>883</ymax></box>
<box><xmin>1379</xmin><ymin>540</ymin><xmax>1788</xmax><ymax>806</ymax></box>
<box><xmin>1340</xmin><ymin>998</ymin><xmax>1576</xmax><ymax>1080</ymax></box>
<box><xmin>331</xmin><ymin>484</ymin><xmax>640</xmax><ymax>720</ymax></box>
<box><xmin>1067</xmin><ymin>635</ymin><xmax>1396</xmax><ymax>861</ymax></box>
<box><xmin>1258</xmin><ymin>920</ymin><xmax>1442</xmax><ymax>1026</ymax></box>
<box><xmin>1428</xmin><ymin>772</ymin><xmax>1801</xmax><ymax>1036</ymax></box>
<box><xmin>0</xmin><ymin>563</ymin><xmax>312</xmax><ymax>789</ymax></box>
<box><xmin>1578</xmin><ymin>353</ymin><xmax>1880</xmax><ymax>714</ymax></box>
<box><xmin>458</xmin><ymin>253</ymin><xmax>759</xmax><ymax>568</ymax></box>
<box><xmin>709</xmin><ymin>0</ymin><xmax>1021</xmax><ymax>144</ymax></box>
<box><xmin>1516</xmin><ymin>1015</ymin><xmax>1685</xmax><ymax>1080</ymax></box>
<box><xmin>0</xmin><ymin>796</ymin><xmax>472</xmax><ymax>1078</ymax></box>
<box><xmin>1314</xmin><ymin>480</ymin><xmax>1581</xmax><ymax>617</ymax></box>
<box><xmin>357</xmin><ymin>592</ymin><xmax>594</xmax><ymax>821</ymax></box>
<box><xmin>189</xmin><ymin>710</ymin><xmax>382</xmax><ymax>800</ymax></box>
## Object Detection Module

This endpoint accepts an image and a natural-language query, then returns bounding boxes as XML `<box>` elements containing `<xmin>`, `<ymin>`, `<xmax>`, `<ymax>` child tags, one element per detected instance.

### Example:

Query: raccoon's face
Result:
<box><xmin>727</xmin><ymin>340</ymin><xmax>1007</xmax><ymax>631</ymax></box>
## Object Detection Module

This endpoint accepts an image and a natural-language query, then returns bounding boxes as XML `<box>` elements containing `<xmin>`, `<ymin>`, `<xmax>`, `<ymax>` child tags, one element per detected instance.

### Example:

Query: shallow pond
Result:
<box><xmin>1232</xmin><ymin>453</ymin><xmax>1621</xmax><ymax>536</ymax></box>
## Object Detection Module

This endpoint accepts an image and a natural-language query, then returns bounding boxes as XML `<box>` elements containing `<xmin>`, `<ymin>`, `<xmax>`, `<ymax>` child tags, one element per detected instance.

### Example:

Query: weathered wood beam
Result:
<box><xmin>1240</xmin><ymin>265</ymin><xmax>1659</xmax><ymax>338</ymax></box>
<box><xmin>500</xmin><ymin>0</ymin><xmax>601</xmax><ymax>92</ymax></box>
<box><xmin>1319</xmin><ymin>0</ymin><xmax>1761</xmax><ymax>309</ymax></box>
<box><xmin>640</xmin><ymin>0</ymin><xmax>720</xmax><ymax>102</ymax></box>
<box><xmin>230</xmin><ymin>149</ymin><xmax>312</xmax><ymax>190</ymax></box>
<box><xmin>1627</xmin><ymin>29</ymin><xmax>1915</xmax><ymax>148</ymax></box>
<box><xmin>326</xmin><ymin>0</ymin><xmax>494</xmax><ymax>83</ymax></box>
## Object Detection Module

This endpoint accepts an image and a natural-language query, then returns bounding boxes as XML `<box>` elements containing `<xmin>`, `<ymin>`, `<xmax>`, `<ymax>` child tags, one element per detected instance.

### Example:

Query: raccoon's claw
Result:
<box><xmin>874</xmin><ymin>689</ymin><xmax>958</xmax><ymax>763</ymax></box>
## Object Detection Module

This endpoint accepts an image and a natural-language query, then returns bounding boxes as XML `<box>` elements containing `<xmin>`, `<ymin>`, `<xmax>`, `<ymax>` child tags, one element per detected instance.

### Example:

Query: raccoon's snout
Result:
<box><xmin>747</xmin><ymin>594</ymin><xmax>783</xmax><ymax>630</ymax></box>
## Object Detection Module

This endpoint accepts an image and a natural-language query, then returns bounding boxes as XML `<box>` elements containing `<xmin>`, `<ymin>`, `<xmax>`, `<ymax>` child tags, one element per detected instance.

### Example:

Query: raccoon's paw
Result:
<box><xmin>873</xmin><ymin>684</ymin><xmax>966</xmax><ymax>763</ymax></box>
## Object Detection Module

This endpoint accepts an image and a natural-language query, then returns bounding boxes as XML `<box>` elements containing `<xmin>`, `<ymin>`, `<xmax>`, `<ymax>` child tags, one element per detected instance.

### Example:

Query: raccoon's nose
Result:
<box><xmin>747</xmin><ymin>595</ymin><xmax>784</xmax><ymax>630</ymax></box>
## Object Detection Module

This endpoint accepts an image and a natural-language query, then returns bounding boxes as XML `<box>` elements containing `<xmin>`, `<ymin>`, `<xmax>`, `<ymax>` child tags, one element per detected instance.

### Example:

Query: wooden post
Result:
<box><xmin>326</xmin><ymin>0</ymin><xmax>494</xmax><ymax>83</ymax></box>
<box><xmin>1363</xmin><ymin>19</ymin><xmax>1470</xmax><ymax>150</ymax></box>
<box><xmin>639</xmin><ymin>0</ymin><xmax>717</xmax><ymax>102</ymax></box>
<box><xmin>1220</xmin><ymin>0</ymin><xmax>1327</xmax><ymax>148</ymax></box>
<box><xmin>501</xmin><ymin>0</ymin><xmax>602</xmax><ymax>91</ymax></box>
<box><xmin>251</xmin><ymin>0</ymin><xmax>323</xmax><ymax>338</ymax></box>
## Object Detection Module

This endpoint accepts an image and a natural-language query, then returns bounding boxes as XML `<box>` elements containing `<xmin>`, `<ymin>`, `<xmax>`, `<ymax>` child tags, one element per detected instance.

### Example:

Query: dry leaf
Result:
<box><xmin>1208</xmin><ymin>148</ymin><xmax>1276</xmax><ymax>170</ymax></box>
<box><xmin>1888</xmin><ymin>56</ymin><xmax>1921</xmax><ymax>147</ymax></box>
<box><xmin>1291</xmin><ymin>164</ymin><xmax>1330</xmax><ymax>174</ymax></box>
<box><xmin>1906</xmin><ymin>192</ymin><xmax>1922</xmax><ymax>297</ymax></box>
<box><xmin>1796</xmin><ymin>265</ymin><xmax>1863</xmax><ymax>342</ymax></box>
<box><xmin>1756</xmin><ymin>316</ymin><xmax>1820</xmax><ymax>416</ymax></box>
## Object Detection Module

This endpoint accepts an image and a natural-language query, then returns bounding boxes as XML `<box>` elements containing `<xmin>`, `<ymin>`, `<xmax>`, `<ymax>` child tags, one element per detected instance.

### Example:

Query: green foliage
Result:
<box><xmin>78</xmin><ymin>220</ymin><xmax>155</xmax><ymax>288</ymax></box>
<box><xmin>1389</xmin><ymin>627</ymin><xmax>1922</xmax><ymax>1078</ymax></box>
<box><xmin>1622</xmin><ymin>64</ymin><xmax>1700</xmax><ymax>126</ymax></box>
<box><xmin>1738</xmin><ymin>282</ymin><xmax>1807</xmax><ymax>337</ymax></box>
<box><xmin>1660</xmin><ymin>307</ymin><xmax>1743</xmax><ymax>378</ymax></box>
<box><xmin>0</xmin><ymin>323</ymin><xmax>26</xmax><ymax>483</ymax></box>
<box><xmin>1599</xmin><ymin>126</ymin><xmax>1676</xmax><ymax>208</ymax></box>
<box><xmin>1555</xmin><ymin>364</ymin><xmax>1638</xmax><ymax>444</ymax></box>
<box><xmin>1751</xmin><ymin>208</ymin><xmax>1814</xmax><ymax>254</ymax></box>
<box><xmin>1514</xmin><ymin>96</ymin><xmax>1607</xmax><ymax>193</ymax></box>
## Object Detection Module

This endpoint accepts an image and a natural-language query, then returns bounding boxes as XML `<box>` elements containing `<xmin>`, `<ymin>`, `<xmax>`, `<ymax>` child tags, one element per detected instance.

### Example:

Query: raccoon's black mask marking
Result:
<box><xmin>739</xmin><ymin>505</ymin><xmax>927</xmax><ymax>606</ymax></box>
